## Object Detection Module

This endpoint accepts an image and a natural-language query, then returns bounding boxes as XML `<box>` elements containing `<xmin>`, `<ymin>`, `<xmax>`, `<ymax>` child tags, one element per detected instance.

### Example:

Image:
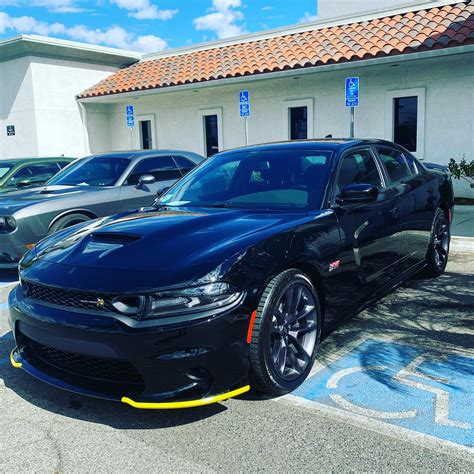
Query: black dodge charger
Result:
<box><xmin>9</xmin><ymin>139</ymin><xmax>454</xmax><ymax>409</ymax></box>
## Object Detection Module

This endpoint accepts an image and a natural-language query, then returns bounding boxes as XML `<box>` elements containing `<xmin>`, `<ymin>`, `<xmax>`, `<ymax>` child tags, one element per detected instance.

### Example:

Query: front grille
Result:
<box><xmin>25</xmin><ymin>338</ymin><xmax>144</xmax><ymax>386</ymax></box>
<box><xmin>24</xmin><ymin>281</ymin><xmax>115</xmax><ymax>313</ymax></box>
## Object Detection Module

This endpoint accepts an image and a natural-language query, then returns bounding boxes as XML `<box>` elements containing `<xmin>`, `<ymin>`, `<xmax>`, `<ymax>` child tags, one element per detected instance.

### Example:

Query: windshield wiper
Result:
<box><xmin>200</xmin><ymin>202</ymin><xmax>236</xmax><ymax>208</ymax></box>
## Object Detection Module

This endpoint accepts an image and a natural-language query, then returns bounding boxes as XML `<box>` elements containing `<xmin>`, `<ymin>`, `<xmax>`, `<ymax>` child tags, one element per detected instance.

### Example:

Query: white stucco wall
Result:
<box><xmin>0</xmin><ymin>56</ymin><xmax>38</xmax><ymax>158</ymax></box>
<box><xmin>86</xmin><ymin>52</ymin><xmax>474</xmax><ymax>197</ymax></box>
<box><xmin>0</xmin><ymin>55</ymin><xmax>120</xmax><ymax>159</ymax></box>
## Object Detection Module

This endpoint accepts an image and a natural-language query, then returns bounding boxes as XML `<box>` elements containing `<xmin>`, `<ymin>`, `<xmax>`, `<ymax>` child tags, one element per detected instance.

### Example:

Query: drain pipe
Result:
<box><xmin>77</xmin><ymin>98</ymin><xmax>91</xmax><ymax>156</ymax></box>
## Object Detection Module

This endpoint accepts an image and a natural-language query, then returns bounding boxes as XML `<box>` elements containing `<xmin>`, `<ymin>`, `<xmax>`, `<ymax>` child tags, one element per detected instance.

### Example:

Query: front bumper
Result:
<box><xmin>8</xmin><ymin>286</ymin><xmax>251</xmax><ymax>408</ymax></box>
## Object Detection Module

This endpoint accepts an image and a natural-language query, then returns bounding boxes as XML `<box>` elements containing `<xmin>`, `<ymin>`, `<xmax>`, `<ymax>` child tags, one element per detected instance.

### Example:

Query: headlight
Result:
<box><xmin>0</xmin><ymin>216</ymin><xmax>16</xmax><ymax>231</ymax></box>
<box><xmin>112</xmin><ymin>283</ymin><xmax>242</xmax><ymax>320</ymax></box>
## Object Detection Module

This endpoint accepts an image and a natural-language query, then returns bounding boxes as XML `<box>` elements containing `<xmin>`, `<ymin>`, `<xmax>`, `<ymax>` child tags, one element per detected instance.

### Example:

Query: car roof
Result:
<box><xmin>0</xmin><ymin>157</ymin><xmax>75</xmax><ymax>162</ymax></box>
<box><xmin>90</xmin><ymin>150</ymin><xmax>203</xmax><ymax>163</ymax></box>
<box><xmin>220</xmin><ymin>138</ymin><xmax>402</xmax><ymax>154</ymax></box>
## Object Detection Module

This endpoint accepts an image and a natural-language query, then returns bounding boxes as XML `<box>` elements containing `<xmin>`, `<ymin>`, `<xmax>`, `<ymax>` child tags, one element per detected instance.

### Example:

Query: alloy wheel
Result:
<box><xmin>433</xmin><ymin>214</ymin><xmax>449</xmax><ymax>269</ymax></box>
<box><xmin>269</xmin><ymin>283</ymin><xmax>318</xmax><ymax>381</ymax></box>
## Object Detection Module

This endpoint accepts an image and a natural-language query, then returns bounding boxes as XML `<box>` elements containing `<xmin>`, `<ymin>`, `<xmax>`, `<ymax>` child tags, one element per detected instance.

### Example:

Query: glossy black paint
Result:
<box><xmin>8</xmin><ymin>139</ymin><xmax>454</xmax><ymax>404</ymax></box>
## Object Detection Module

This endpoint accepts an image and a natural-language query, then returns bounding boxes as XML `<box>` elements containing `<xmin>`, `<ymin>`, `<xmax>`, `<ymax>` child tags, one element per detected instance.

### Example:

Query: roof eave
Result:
<box><xmin>78</xmin><ymin>44</ymin><xmax>474</xmax><ymax>103</ymax></box>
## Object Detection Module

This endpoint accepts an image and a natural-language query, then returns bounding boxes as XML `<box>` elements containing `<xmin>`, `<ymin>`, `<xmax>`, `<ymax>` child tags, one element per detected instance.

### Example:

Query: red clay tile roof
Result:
<box><xmin>79</xmin><ymin>1</ymin><xmax>474</xmax><ymax>99</ymax></box>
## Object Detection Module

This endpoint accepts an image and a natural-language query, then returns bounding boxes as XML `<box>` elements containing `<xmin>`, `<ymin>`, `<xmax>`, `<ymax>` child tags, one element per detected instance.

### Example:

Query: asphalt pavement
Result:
<box><xmin>1</xmin><ymin>252</ymin><xmax>473</xmax><ymax>472</ymax></box>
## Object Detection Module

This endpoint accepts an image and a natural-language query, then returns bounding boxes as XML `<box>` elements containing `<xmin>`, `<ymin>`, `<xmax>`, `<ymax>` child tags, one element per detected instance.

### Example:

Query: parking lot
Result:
<box><xmin>1</xmin><ymin>247</ymin><xmax>473</xmax><ymax>472</ymax></box>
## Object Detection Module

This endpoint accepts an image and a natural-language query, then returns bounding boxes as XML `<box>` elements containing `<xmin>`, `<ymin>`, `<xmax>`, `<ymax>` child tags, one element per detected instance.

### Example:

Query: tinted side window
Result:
<box><xmin>57</xmin><ymin>161</ymin><xmax>71</xmax><ymax>169</ymax></box>
<box><xmin>376</xmin><ymin>147</ymin><xmax>410</xmax><ymax>183</ymax></box>
<box><xmin>126</xmin><ymin>156</ymin><xmax>181</xmax><ymax>185</ymax></box>
<box><xmin>173</xmin><ymin>156</ymin><xmax>195</xmax><ymax>176</ymax></box>
<box><xmin>336</xmin><ymin>149</ymin><xmax>382</xmax><ymax>194</ymax></box>
<box><xmin>7</xmin><ymin>163</ymin><xmax>60</xmax><ymax>186</ymax></box>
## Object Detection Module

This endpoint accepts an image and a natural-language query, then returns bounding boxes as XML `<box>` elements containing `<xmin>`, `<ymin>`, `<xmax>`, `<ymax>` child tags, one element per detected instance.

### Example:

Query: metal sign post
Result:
<box><xmin>345</xmin><ymin>77</ymin><xmax>359</xmax><ymax>138</ymax></box>
<box><xmin>126</xmin><ymin>105</ymin><xmax>135</xmax><ymax>149</ymax></box>
<box><xmin>239</xmin><ymin>90</ymin><xmax>250</xmax><ymax>145</ymax></box>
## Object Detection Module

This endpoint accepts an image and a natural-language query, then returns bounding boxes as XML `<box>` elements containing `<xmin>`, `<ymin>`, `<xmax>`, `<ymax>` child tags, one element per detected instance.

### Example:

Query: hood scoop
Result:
<box><xmin>90</xmin><ymin>232</ymin><xmax>142</xmax><ymax>245</ymax></box>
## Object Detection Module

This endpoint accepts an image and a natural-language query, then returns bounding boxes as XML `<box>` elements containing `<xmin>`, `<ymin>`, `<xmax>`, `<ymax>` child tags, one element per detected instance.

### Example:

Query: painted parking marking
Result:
<box><xmin>292</xmin><ymin>338</ymin><xmax>473</xmax><ymax>448</ymax></box>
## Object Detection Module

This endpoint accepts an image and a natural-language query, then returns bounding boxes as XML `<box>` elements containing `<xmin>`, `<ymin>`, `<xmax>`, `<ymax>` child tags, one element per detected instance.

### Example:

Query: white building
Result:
<box><xmin>1</xmin><ymin>1</ymin><xmax>473</xmax><ymax>197</ymax></box>
<box><xmin>0</xmin><ymin>35</ymin><xmax>140</xmax><ymax>158</ymax></box>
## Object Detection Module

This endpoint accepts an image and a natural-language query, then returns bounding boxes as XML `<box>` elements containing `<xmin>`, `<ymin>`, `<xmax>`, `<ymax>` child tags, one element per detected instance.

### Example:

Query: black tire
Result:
<box><xmin>424</xmin><ymin>208</ymin><xmax>450</xmax><ymax>277</ymax></box>
<box><xmin>49</xmin><ymin>213</ymin><xmax>91</xmax><ymax>234</ymax></box>
<box><xmin>249</xmin><ymin>269</ymin><xmax>322</xmax><ymax>396</ymax></box>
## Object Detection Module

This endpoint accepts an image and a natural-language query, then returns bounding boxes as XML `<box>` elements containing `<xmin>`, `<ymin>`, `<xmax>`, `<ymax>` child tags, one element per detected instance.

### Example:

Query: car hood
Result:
<box><xmin>34</xmin><ymin>207</ymin><xmax>323</xmax><ymax>273</ymax></box>
<box><xmin>0</xmin><ymin>185</ymin><xmax>106</xmax><ymax>214</ymax></box>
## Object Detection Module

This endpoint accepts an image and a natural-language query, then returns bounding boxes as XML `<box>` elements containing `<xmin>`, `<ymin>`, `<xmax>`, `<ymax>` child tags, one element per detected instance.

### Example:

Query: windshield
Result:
<box><xmin>0</xmin><ymin>161</ymin><xmax>16</xmax><ymax>179</ymax></box>
<box><xmin>159</xmin><ymin>149</ymin><xmax>332</xmax><ymax>210</ymax></box>
<box><xmin>47</xmin><ymin>156</ymin><xmax>130</xmax><ymax>186</ymax></box>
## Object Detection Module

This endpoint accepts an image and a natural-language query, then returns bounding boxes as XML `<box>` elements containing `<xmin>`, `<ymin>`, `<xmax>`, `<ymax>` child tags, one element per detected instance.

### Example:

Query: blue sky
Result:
<box><xmin>0</xmin><ymin>1</ymin><xmax>319</xmax><ymax>53</ymax></box>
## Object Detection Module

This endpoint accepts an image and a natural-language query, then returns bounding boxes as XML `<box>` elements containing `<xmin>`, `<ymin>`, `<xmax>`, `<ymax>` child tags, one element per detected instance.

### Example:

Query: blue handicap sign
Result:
<box><xmin>239</xmin><ymin>90</ymin><xmax>250</xmax><ymax>117</ymax></box>
<box><xmin>345</xmin><ymin>77</ymin><xmax>359</xmax><ymax>107</ymax></box>
<box><xmin>126</xmin><ymin>105</ymin><xmax>135</xmax><ymax>127</ymax></box>
<box><xmin>293</xmin><ymin>339</ymin><xmax>473</xmax><ymax>448</ymax></box>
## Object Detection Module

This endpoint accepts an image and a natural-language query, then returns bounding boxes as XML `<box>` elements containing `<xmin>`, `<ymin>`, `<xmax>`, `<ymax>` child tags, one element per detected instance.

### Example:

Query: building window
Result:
<box><xmin>393</xmin><ymin>97</ymin><xmax>417</xmax><ymax>152</ymax></box>
<box><xmin>385</xmin><ymin>88</ymin><xmax>425</xmax><ymax>159</ymax></box>
<box><xmin>290</xmin><ymin>107</ymin><xmax>308</xmax><ymax>140</ymax></box>
<box><xmin>204</xmin><ymin>114</ymin><xmax>219</xmax><ymax>157</ymax></box>
<box><xmin>140</xmin><ymin>120</ymin><xmax>153</xmax><ymax>149</ymax></box>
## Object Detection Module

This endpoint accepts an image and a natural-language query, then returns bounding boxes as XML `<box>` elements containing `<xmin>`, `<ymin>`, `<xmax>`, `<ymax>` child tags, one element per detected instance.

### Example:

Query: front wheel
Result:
<box><xmin>424</xmin><ymin>208</ymin><xmax>450</xmax><ymax>277</ymax></box>
<box><xmin>249</xmin><ymin>269</ymin><xmax>322</xmax><ymax>396</ymax></box>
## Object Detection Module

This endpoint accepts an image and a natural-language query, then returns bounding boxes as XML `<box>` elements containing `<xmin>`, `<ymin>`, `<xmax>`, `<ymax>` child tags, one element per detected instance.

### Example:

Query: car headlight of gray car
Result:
<box><xmin>0</xmin><ymin>216</ymin><xmax>17</xmax><ymax>232</ymax></box>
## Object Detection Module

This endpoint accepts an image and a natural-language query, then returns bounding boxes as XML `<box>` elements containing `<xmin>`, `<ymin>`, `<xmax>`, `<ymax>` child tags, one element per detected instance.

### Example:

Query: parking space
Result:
<box><xmin>1</xmin><ymin>252</ymin><xmax>473</xmax><ymax>471</ymax></box>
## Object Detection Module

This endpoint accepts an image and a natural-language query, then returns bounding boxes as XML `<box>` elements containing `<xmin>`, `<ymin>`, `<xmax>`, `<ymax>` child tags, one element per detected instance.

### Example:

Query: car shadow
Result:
<box><xmin>318</xmin><ymin>271</ymin><xmax>474</xmax><ymax>391</ymax></box>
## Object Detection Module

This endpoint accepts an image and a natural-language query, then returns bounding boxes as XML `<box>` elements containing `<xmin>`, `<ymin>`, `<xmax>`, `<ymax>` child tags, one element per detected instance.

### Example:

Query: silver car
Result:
<box><xmin>0</xmin><ymin>149</ymin><xmax>203</xmax><ymax>268</ymax></box>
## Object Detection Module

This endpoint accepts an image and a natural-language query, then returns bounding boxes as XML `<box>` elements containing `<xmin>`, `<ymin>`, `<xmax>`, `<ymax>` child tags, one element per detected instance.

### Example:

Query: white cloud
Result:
<box><xmin>0</xmin><ymin>12</ymin><xmax>167</xmax><ymax>52</ymax></box>
<box><xmin>110</xmin><ymin>0</ymin><xmax>178</xmax><ymax>21</ymax></box>
<box><xmin>261</xmin><ymin>6</ymin><xmax>272</xmax><ymax>11</ymax></box>
<box><xmin>298</xmin><ymin>12</ymin><xmax>318</xmax><ymax>23</ymax></box>
<box><xmin>29</xmin><ymin>0</ymin><xmax>84</xmax><ymax>13</ymax></box>
<box><xmin>194</xmin><ymin>0</ymin><xmax>247</xmax><ymax>39</ymax></box>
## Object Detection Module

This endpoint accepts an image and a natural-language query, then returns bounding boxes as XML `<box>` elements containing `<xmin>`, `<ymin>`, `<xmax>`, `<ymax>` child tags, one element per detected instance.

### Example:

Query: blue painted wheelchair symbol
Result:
<box><xmin>294</xmin><ymin>339</ymin><xmax>473</xmax><ymax>447</ymax></box>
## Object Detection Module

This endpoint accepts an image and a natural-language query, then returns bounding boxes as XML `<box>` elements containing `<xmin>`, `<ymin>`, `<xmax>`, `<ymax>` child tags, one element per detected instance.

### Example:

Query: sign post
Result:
<box><xmin>126</xmin><ymin>105</ymin><xmax>135</xmax><ymax>149</ymax></box>
<box><xmin>345</xmin><ymin>77</ymin><xmax>359</xmax><ymax>138</ymax></box>
<box><xmin>239</xmin><ymin>90</ymin><xmax>250</xmax><ymax>146</ymax></box>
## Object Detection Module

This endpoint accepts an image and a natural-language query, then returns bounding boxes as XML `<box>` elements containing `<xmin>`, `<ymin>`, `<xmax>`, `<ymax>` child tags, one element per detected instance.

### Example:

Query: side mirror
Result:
<box><xmin>17</xmin><ymin>179</ymin><xmax>32</xmax><ymax>189</ymax></box>
<box><xmin>338</xmin><ymin>184</ymin><xmax>379</xmax><ymax>204</ymax></box>
<box><xmin>156</xmin><ymin>186</ymin><xmax>170</xmax><ymax>197</ymax></box>
<box><xmin>136</xmin><ymin>174</ymin><xmax>155</xmax><ymax>189</ymax></box>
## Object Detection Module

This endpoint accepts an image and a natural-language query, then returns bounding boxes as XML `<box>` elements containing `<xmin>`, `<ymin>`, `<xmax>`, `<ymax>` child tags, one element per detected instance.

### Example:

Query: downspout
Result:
<box><xmin>76</xmin><ymin>98</ymin><xmax>91</xmax><ymax>156</ymax></box>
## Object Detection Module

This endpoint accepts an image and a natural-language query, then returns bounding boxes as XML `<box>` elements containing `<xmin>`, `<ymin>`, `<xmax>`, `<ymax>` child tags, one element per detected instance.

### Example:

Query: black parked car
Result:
<box><xmin>9</xmin><ymin>139</ymin><xmax>454</xmax><ymax>408</ymax></box>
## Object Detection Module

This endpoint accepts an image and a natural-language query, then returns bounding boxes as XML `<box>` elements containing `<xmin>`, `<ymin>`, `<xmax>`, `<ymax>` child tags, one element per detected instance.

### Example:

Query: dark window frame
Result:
<box><xmin>203</xmin><ymin>114</ymin><xmax>219</xmax><ymax>157</ymax></box>
<box><xmin>393</xmin><ymin>96</ymin><xmax>418</xmax><ymax>152</ymax></box>
<box><xmin>289</xmin><ymin>106</ymin><xmax>308</xmax><ymax>140</ymax></box>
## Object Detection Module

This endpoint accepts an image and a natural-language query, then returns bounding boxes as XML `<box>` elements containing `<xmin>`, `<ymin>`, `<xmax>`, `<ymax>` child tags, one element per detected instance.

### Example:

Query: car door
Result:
<box><xmin>373</xmin><ymin>146</ymin><xmax>434</xmax><ymax>271</ymax></box>
<box><xmin>332</xmin><ymin>147</ymin><xmax>402</xmax><ymax>298</ymax></box>
<box><xmin>118</xmin><ymin>156</ymin><xmax>183</xmax><ymax>210</ymax></box>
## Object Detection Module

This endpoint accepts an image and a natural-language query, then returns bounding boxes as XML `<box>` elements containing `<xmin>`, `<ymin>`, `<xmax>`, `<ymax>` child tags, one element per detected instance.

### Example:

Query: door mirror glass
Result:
<box><xmin>338</xmin><ymin>184</ymin><xmax>378</xmax><ymax>204</ymax></box>
<box><xmin>136</xmin><ymin>174</ymin><xmax>155</xmax><ymax>189</ymax></box>
<box><xmin>17</xmin><ymin>179</ymin><xmax>32</xmax><ymax>189</ymax></box>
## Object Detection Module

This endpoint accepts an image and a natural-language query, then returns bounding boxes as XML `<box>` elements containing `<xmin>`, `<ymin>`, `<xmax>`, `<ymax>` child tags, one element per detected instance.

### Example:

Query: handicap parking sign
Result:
<box><xmin>293</xmin><ymin>339</ymin><xmax>473</xmax><ymax>448</ymax></box>
<box><xmin>345</xmin><ymin>77</ymin><xmax>359</xmax><ymax>107</ymax></box>
<box><xmin>239</xmin><ymin>90</ymin><xmax>250</xmax><ymax>117</ymax></box>
<box><xmin>126</xmin><ymin>105</ymin><xmax>135</xmax><ymax>128</ymax></box>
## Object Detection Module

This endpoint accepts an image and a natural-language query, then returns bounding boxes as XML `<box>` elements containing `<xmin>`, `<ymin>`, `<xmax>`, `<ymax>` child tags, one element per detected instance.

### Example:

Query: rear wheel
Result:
<box><xmin>49</xmin><ymin>213</ymin><xmax>90</xmax><ymax>234</ymax></box>
<box><xmin>249</xmin><ymin>269</ymin><xmax>322</xmax><ymax>396</ymax></box>
<box><xmin>424</xmin><ymin>208</ymin><xmax>450</xmax><ymax>277</ymax></box>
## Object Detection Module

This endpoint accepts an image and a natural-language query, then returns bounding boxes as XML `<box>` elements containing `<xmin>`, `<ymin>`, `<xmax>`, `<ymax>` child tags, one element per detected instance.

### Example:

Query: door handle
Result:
<box><xmin>390</xmin><ymin>206</ymin><xmax>400</xmax><ymax>219</ymax></box>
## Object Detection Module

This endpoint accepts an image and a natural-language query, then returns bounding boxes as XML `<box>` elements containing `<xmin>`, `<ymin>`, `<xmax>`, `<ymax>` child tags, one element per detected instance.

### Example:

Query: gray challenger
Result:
<box><xmin>0</xmin><ymin>149</ymin><xmax>203</xmax><ymax>268</ymax></box>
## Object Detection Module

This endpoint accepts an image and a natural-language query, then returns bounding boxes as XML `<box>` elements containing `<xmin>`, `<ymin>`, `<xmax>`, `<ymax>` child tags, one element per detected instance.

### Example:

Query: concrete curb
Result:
<box><xmin>451</xmin><ymin>236</ymin><xmax>474</xmax><ymax>253</ymax></box>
